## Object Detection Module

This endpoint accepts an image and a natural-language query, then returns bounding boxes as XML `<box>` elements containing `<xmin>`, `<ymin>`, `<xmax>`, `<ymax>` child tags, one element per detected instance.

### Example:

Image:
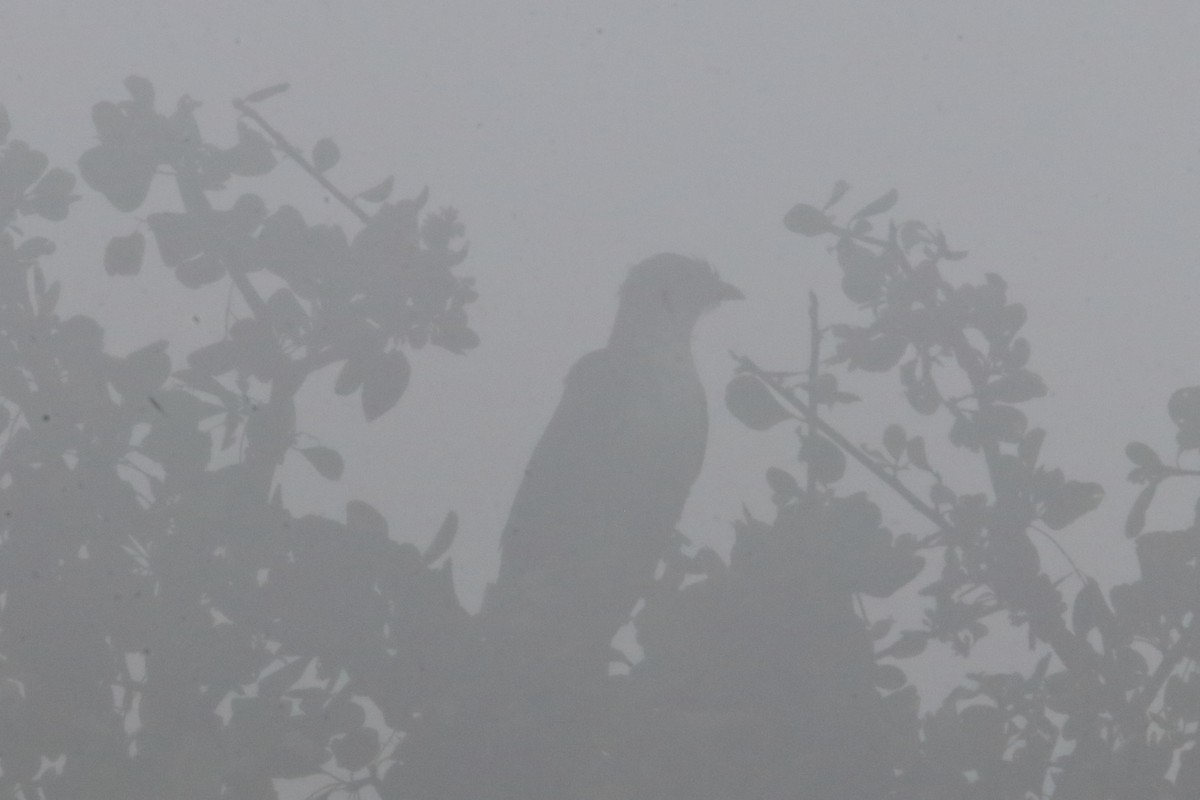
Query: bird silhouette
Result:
<box><xmin>403</xmin><ymin>254</ymin><xmax>740</xmax><ymax>800</ymax></box>
<box><xmin>485</xmin><ymin>253</ymin><xmax>742</xmax><ymax>666</ymax></box>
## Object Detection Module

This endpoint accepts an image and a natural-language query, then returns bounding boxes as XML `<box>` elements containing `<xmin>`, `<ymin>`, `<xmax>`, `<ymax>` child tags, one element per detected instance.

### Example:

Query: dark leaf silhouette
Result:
<box><xmin>982</xmin><ymin>369</ymin><xmax>1046</xmax><ymax>403</ymax></box>
<box><xmin>1125</xmin><ymin>441</ymin><xmax>1163</xmax><ymax>470</ymax></box>
<box><xmin>21</xmin><ymin>168</ymin><xmax>77</xmax><ymax>220</ymax></box>
<box><xmin>334</xmin><ymin>354</ymin><xmax>369</xmax><ymax>395</ymax></box>
<box><xmin>906</xmin><ymin>436</ymin><xmax>931</xmax><ymax>470</ymax></box>
<box><xmin>124</xmin><ymin>74</ymin><xmax>155</xmax><ymax>106</ymax></box>
<box><xmin>299</xmin><ymin>445</ymin><xmax>344</xmax><ymax>480</ymax></box>
<box><xmin>423</xmin><ymin>510</ymin><xmax>457</xmax><ymax>566</ymax></box>
<box><xmin>360</xmin><ymin>349</ymin><xmax>410</xmax><ymax>421</ymax></box>
<box><xmin>312</xmin><ymin>137</ymin><xmax>340</xmax><ymax>172</ymax></box>
<box><xmin>765</xmin><ymin>465</ymin><xmax>802</xmax><ymax>504</ymax></box>
<box><xmin>1125</xmin><ymin>482</ymin><xmax>1156</xmax><ymax>538</ymax></box>
<box><xmin>799</xmin><ymin>433</ymin><xmax>845</xmax><ymax>484</ymax></box>
<box><xmin>346</xmin><ymin>499</ymin><xmax>389</xmax><ymax>542</ymax></box>
<box><xmin>883</xmin><ymin>424</ymin><xmax>906</xmax><ymax>460</ymax></box>
<box><xmin>823</xmin><ymin>179</ymin><xmax>850</xmax><ymax>210</ymax></box>
<box><xmin>358</xmin><ymin>175</ymin><xmax>394</xmax><ymax>203</ymax></box>
<box><xmin>1019</xmin><ymin>426</ymin><xmax>1046</xmax><ymax>467</ymax></box>
<box><xmin>725</xmin><ymin>373</ymin><xmax>792</xmax><ymax>430</ymax></box>
<box><xmin>243</xmin><ymin>82</ymin><xmax>291</xmax><ymax>103</ymax></box>
<box><xmin>852</xmin><ymin>188</ymin><xmax>898</xmax><ymax>219</ymax></box>
<box><xmin>103</xmin><ymin>231</ymin><xmax>145</xmax><ymax>276</ymax></box>
<box><xmin>851</xmin><ymin>332</ymin><xmax>907</xmax><ymax>372</ymax></box>
<box><xmin>225</xmin><ymin>122</ymin><xmax>276</xmax><ymax>176</ymax></box>
<box><xmin>783</xmin><ymin>202</ymin><xmax>831</xmax><ymax>235</ymax></box>
<box><xmin>1072</xmin><ymin>578</ymin><xmax>1103</xmax><ymax>636</ymax></box>
<box><xmin>1041</xmin><ymin>480</ymin><xmax>1104</xmax><ymax>530</ymax></box>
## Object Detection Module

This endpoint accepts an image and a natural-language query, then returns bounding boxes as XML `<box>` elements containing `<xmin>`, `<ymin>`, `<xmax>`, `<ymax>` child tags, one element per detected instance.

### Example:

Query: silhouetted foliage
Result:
<box><xmin>0</xmin><ymin>80</ymin><xmax>476</xmax><ymax>799</ymax></box>
<box><xmin>2</xmin><ymin>82</ymin><xmax>1200</xmax><ymax>800</ymax></box>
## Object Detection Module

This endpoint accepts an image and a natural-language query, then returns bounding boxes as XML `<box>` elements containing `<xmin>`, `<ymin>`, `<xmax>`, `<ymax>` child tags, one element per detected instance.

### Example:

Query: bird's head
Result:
<box><xmin>617</xmin><ymin>254</ymin><xmax>743</xmax><ymax>331</ymax></box>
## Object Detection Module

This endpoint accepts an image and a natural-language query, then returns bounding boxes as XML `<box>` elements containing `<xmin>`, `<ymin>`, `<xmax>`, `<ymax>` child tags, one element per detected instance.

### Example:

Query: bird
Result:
<box><xmin>402</xmin><ymin>254</ymin><xmax>740</xmax><ymax>800</ymax></box>
<box><xmin>484</xmin><ymin>253</ymin><xmax>742</xmax><ymax>666</ymax></box>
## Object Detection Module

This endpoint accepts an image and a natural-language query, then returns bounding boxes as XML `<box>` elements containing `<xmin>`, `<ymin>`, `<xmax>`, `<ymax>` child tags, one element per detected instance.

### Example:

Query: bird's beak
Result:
<box><xmin>714</xmin><ymin>280</ymin><xmax>744</xmax><ymax>302</ymax></box>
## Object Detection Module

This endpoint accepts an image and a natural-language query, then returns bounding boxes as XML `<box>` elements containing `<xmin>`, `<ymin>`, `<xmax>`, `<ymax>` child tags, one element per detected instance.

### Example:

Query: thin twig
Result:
<box><xmin>734</xmin><ymin>353</ymin><xmax>952</xmax><ymax>534</ymax></box>
<box><xmin>233</xmin><ymin>99</ymin><xmax>371</xmax><ymax>225</ymax></box>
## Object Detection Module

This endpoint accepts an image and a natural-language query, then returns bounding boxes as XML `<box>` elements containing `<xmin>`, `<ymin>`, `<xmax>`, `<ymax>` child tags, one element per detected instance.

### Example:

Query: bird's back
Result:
<box><xmin>488</xmin><ymin>343</ymin><xmax>708</xmax><ymax>643</ymax></box>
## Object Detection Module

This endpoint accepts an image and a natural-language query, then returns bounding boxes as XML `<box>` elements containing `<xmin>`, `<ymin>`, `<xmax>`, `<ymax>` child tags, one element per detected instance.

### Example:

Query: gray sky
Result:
<box><xmin>4</xmin><ymin>1</ymin><xmax>1200</xmax><ymax>615</ymax></box>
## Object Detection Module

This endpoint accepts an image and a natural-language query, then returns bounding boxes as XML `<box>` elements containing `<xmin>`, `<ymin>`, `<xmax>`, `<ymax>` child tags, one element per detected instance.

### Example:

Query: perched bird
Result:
<box><xmin>405</xmin><ymin>254</ymin><xmax>740</xmax><ymax>800</ymax></box>
<box><xmin>485</xmin><ymin>253</ymin><xmax>742</xmax><ymax>662</ymax></box>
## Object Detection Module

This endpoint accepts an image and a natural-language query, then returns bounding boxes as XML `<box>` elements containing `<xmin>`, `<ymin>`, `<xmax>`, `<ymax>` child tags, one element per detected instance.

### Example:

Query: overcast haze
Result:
<box><xmin>4</xmin><ymin>3</ymin><xmax>1200</xmax><ymax>796</ymax></box>
<box><xmin>6</xmin><ymin>2</ymin><xmax>1198</xmax><ymax>604</ymax></box>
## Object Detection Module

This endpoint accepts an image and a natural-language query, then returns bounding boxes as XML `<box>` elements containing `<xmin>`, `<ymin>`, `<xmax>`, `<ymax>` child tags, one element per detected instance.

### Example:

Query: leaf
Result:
<box><xmin>16</xmin><ymin>236</ymin><xmax>54</xmax><ymax>261</ymax></box>
<box><xmin>906</xmin><ymin>378</ymin><xmax>940</xmax><ymax>415</ymax></box>
<box><xmin>1125</xmin><ymin>482</ymin><xmax>1156</xmax><ymax>538</ymax></box>
<box><xmin>898</xmin><ymin>221</ymin><xmax>927</xmax><ymax>250</ymax></box>
<box><xmin>765</xmin><ymin>466</ymin><xmax>801</xmax><ymax>505</ymax></box>
<box><xmin>23</xmin><ymin>168</ymin><xmax>78</xmax><ymax>221</ymax></box>
<box><xmin>883</xmin><ymin>424</ymin><xmax>906</xmax><ymax>461</ymax></box>
<box><xmin>800</xmin><ymin>434</ymin><xmax>846</xmax><ymax>484</ymax></box>
<box><xmin>226</xmin><ymin>122</ymin><xmax>275</xmax><ymax>176</ymax></box>
<box><xmin>1072</xmin><ymin>578</ymin><xmax>1104</xmax><ymax>637</ymax></box>
<box><xmin>266</xmin><ymin>287</ymin><xmax>309</xmax><ymax>337</ymax></box>
<box><xmin>243</xmin><ymin>82</ymin><xmax>291</xmax><ymax>103</ymax></box>
<box><xmin>976</xmin><ymin>404</ymin><xmax>1027</xmax><ymax>443</ymax></box>
<box><xmin>258</xmin><ymin>656</ymin><xmax>311</xmax><ymax>697</ymax></box>
<box><xmin>868</xmin><ymin>618</ymin><xmax>894</xmax><ymax>640</ymax></box>
<box><xmin>0</xmin><ymin>104</ymin><xmax>9</xmax><ymax>144</ymax></box>
<box><xmin>930</xmin><ymin>483</ymin><xmax>955</xmax><ymax>506</ymax></box>
<box><xmin>1031</xmin><ymin>652</ymin><xmax>1052</xmax><ymax>683</ymax></box>
<box><xmin>299</xmin><ymin>446</ymin><xmax>344</xmax><ymax>480</ymax></box>
<box><xmin>852</xmin><ymin>333</ymin><xmax>907</xmax><ymax>372</ymax></box>
<box><xmin>1019</xmin><ymin>427</ymin><xmax>1045</xmax><ymax>468</ymax></box>
<box><xmin>79</xmin><ymin>143</ymin><xmax>156</xmax><ymax>212</ymax></box>
<box><xmin>852</xmin><ymin>188</ymin><xmax>898</xmax><ymax>220</ymax></box>
<box><xmin>332</xmin><ymin>726</ymin><xmax>379</xmax><ymax>773</ymax></box>
<box><xmin>1042</xmin><ymin>480</ymin><xmax>1104</xmax><ymax>530</ymax></box>
<box><xmin>836</xmin><ymin>238</ymin><xmax>885</xmax><ymax>303</ymax></box>
<box><xmin>906</xmin><ymin>437</ymin><xmax>930</xmax><ymax>470</ymax></box>
<box><xmin>883</xmin><ymin>631</ymin><xmax>927</xmax><ymax>659</ymax></box>
<box><xmin>982</xmin><ymin>370</ymin><xmax>1046</xmax><ymax>404</ymax></box>
<box><xmin>358</xmin><ymin>175</ymin><xmax>394</xmax><ymax>203</ymax></box>
<box><xmin>148</xmin><ymin>211</ymin><xmax>204</xmax><ymax>266</ymax></box>
<box><xmin>823</xmin><ymin>179</ymin><xmax>849</xmax><ymax>210</ymax></box>
<box><xmin>334</xmin><ymin>355</ymin><xmax>369</xmax><ymax>396</ymax></box>
<box><xmin>346</xmin><ymin>500</ymin><xmax>389</xmax><ymax>542</ymax></box>
<box><xmin>104</xmin><ymin>231</ymin><xmax>145</xmax><ymax>276</ymax></box>
<box><xmin>725</xmin><ymin>374</ymin><xmax>793</xmax><ymax>430</ymax></box>
<box><xmin>1125</xmin><ymin>442</ymin><xmax>1163</xmax><ymax>470</ymax></box>
<box><xmin>1169</xmin><ymin>386</ymin><xmax>1200</xmax><ymax>431</ymax></box>
<box><xmin>782</xmin><ymin>203</ymin><xmax>831</xmax><ymax>236</ymax></box>
<box><xmin>312</xmin><ymin>137</ymin><xmax>340</xmax><ymax>172</ymax></box>
<box><xmin>188</xmin><ymin>339</ymin><xmax>237</xmax><ymax>375</ymax></box>
<box><xmin>841</xmin><ymin>261</ymin><xmax>885</xmax><ymax>304</ymax></box>
<box><xmin>361</xmin><ymin>350</ymin><xmax>411</xmax><ymax>421</ymax></box>
<box><xmin>124</xmin><ymin>75</ymin><xmax>155</xmax><ymax>106</ymax></box>
<box><xmin>423</xmin><ymin>511</ymin><xmax>457</xmax><ymax>566</ymax></box>
<box><xmin>1006</xmin><ymin>337</ymin><xmax>1031</xmax><ymax>369</ymax></box>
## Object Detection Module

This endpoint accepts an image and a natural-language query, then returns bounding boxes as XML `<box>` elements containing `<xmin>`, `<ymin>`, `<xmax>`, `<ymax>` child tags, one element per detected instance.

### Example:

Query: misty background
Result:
<box><xmin>3</xmin><ymin>5</ymin><xmax>1200</xmax><ymax>795</ymax></box>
